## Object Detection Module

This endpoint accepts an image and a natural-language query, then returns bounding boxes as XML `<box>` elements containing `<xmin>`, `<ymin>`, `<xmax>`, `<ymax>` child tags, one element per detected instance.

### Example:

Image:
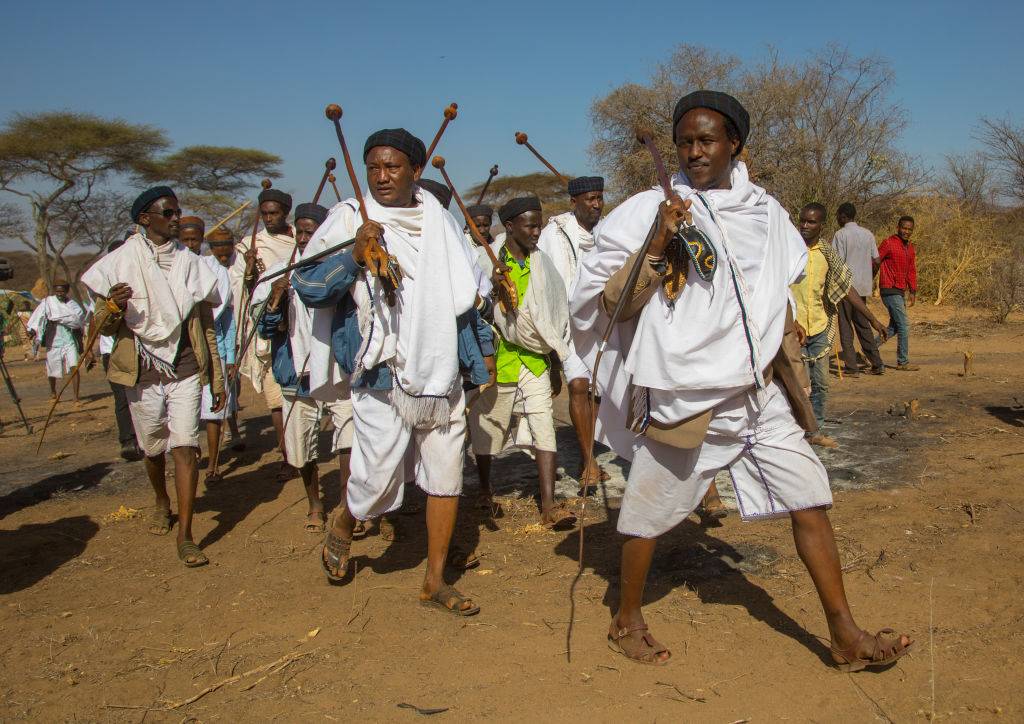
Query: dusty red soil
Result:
<box><xmin>1</xmin><ymin>302</ymin><xmax>1021</xmax><ymax>721</ymax></box>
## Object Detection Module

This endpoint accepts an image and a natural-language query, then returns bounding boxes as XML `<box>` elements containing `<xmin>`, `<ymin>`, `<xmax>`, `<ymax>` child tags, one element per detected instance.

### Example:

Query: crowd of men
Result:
<box><xmin>18</xmin><ymin>90</ymin><xmax>919</xmax><ymax>671</ymax></box>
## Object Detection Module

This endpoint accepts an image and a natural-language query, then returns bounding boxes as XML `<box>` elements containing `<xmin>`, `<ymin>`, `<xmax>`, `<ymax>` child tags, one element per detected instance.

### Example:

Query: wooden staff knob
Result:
<box><xmin>635</xmin><ymin>126</ymin><xmax>655</xmax><ymax>145</ymax></box>
<box><xmin>325</xmin><ymin>104</ymin><xmax>343</xmax><ymax>121</ymax></box>
<box><xmin>326</xmin><ymin>157</ymin><xmax>337</xmax><ymax>170</ymax></box>
<box><xmin>261</xmin><ymin>178</ymin><xmax>272</xmax><ymax>190</ymax></box>
<box><xmin>515</xmin><ymin>132</ymin><xmax>528</xmax><ymax>145</ymax></box>
<box><xmin>431</xmin><ymin>156</ymin><xmax>446</xmax><ymax>169</ymax></box>
<box><xmin>444</xmin><ymin>103</ymin><xmax>458</xmax><ymax>120</ymax></box>
<box><xmin>489</xmin><ymin>164</ymin><xmax>499</xmax><ymax>176</ymax></box>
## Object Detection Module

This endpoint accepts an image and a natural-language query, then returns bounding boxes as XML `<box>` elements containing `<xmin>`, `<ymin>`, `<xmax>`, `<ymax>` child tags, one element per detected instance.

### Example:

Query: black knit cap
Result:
<box><xmin>671</xmin><ymin>90</ymin><xmax>750</xmax><ymax>152</ymax></box>
<box><xmin>466</xmin><ymin>204</ymin><xmax>493</xmax><ymax>219</ymax></box>
<box><xmin>131</xmin><ymin>186</ymin><xmax>177</xmax><ymax>222</ymax></box>
<box><xmin>363</xmin><ymin>128</ymin><xmax>426</xmax><ymax>169</ymax></box>
<box><xmin>258</xmin><ymin>188</ymin><xmax>292</xmax><ymax>211</ymax></box>
<box><xmin>498</xmin><ymin>196</ymin><xmax>542</xmax><ymax>224</ymax></box>
<box><xmin>417</xmin><ymin>179</ymin><xmax>452</xmax><ymax>209</ymax></box>
<box><xmin>293</xmin><ymin>202</ymin><xmax>329</xmax><ymax>226</ymax></box>
<box><xmin>567</xmin><ymin>176</ymin><xmax>604</xmax><ymax>196</ymax></box>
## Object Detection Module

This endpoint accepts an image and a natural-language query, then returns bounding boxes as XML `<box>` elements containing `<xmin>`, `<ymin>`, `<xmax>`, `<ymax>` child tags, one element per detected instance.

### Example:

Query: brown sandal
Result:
<box><xmin>542</xmin><ymin>504</ymin><xmax>577</xmax><ymax>531</ymax></box>
<box><xmin>419</xmin><ymin>584</ymin><xmax>480</xmax><ymax>617</ymax></box>
<box><xmin>831</xmin><ymin>628</ymin><xmax>914</xmax><ymax>672</ymax></box>
<box><xmin>321</xmin><ymin>528</ymin><xmax>352</xmax><ymax>583</ymax></box>
<box><xmin>607</xmin><ymin>622</ymin><xmax>671</xmax><ymax>665</ymax></box>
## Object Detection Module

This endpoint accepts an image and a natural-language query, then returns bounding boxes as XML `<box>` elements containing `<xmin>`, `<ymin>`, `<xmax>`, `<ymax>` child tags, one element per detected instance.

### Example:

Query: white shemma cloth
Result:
<box><xmin>281</xmin><ymin>389</ymin><xmax>354</xmax><ymax>469</ymax></box>
<box><xmin>126</xmin><ymin>374</ymin><xmax>202</xmax><ymax>456</ymax></box>
<box><xmin>617</xmin><ymin>382</ymin><xmax>832</xmax><ymax>538</ymax></box>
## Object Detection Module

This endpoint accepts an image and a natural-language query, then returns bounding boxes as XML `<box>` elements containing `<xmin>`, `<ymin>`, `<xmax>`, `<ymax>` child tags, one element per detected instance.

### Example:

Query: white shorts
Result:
<box><xmin>347</xmin><ymin>387</ymin><xmax>466</xmax><ymax>520</ymax></box>
<box><xmin>201</xmin><ymin>360</ymin><xmax>237</xmax><ymax>421</ymax></box>
<box><xmin>45</xmin><ymin>345</ymin><xmax>78</xmax><ymax>378</ymax></box>
<box><xmin>469</xmin><ymin>366</ymin><xmax>556</xmax><ymax>454</ymax></box>
<box><xmin>282</xmin><ymin>391</ymin><xmax>354</xmax><ymax>469</ymax></box>
<box><xmin>562</xmin><ymin>351</ymin><xmax>591</xmax><ymax>383</ymax></box>
<box><xmin>126</xmin><ymin>374</ymin><xmax>202</xmax><ymax>457</ymax></box>
<box><xmin>618</xmin><ymin>381</ymin><xmax>833</xmax><ymax>538</ymax></box>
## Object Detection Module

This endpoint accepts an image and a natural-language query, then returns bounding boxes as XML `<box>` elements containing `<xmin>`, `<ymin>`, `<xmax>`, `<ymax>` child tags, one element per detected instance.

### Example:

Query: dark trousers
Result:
<box><xmin>102</xmin><ymin>354</ymin><xmax>136</xmax><ymax>445</ymax></box>
<box><xmin>837</xmin><ymin>297</ymin><xmax>883</xmax><ymax>372</ymax></box>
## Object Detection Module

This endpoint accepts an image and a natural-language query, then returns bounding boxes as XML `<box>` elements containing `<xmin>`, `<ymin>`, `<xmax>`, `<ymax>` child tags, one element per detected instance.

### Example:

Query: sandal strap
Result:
<box><xmin>435</xmin><ymin>584</ymin><xmax>473</xmax><ymax>610</ymax></box>
<box><xmin>611</xmin><ymin>623</ymin><xmax>650</xmax><ymax>640</ymax></box>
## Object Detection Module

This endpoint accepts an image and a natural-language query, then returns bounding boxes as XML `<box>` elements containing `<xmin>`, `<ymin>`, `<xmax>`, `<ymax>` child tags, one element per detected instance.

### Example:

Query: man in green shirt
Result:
<box><xmin>470</xmin><ymin>196</ymin><xmax>577</xmax><ymax>530</ymax></box>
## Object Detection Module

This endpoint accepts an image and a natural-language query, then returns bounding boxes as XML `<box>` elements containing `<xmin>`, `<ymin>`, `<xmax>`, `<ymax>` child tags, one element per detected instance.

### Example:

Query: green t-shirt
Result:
<box><xmin>494</xmin><ymin>247</ymin><xmax>549</xmax><ymax>384</ymax></box>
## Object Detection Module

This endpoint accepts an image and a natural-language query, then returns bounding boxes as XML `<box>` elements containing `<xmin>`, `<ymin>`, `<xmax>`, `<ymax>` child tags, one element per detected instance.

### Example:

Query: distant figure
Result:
<box><xmin>26</xmin><ymin>279</ymin><xmax>85</xmax><ymax>402</ymax></box>
<box><xmin>179</xmin><ymin>217</ymin><xmax>205</xmax><ymax>255</ymax></box>
<box><xmin>831</xmin><ymin>203</ymin><xmax>884</xmax><ymax>376</ymax></box>
<box><xmin>877</xmin><ymin>216</ymin><xmax>919</xmax><ymax>371</ymax></box>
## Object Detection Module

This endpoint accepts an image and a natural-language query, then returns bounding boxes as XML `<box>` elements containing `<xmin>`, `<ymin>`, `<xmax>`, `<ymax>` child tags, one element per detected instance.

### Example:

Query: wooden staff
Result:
<box><xmin>328</xmin><ymin>173</ymin><xmax>342</xmax><ymax>202</ymax></box>
<box><xmin>514</xmin><ymin>131</ymin><xmax>568</xmax><ymax>183</ymax></box>
<box><xmin>324</xmin><ymin>103</ymin><xmax>402</xmax><ymax>304</ymax></box>
<box><xmin>431</xmin><ymin>156</ymin><xmax>517</xmax><ymax>314</ymax></box>
<box><xmin>475</xmin><ymin>164</ymin><xmax>499</xmax><ymax>205</ymax></box>
<box><xmin>207</xmin><ymin>199</ymin><xmax>251</xmax><ymax>235</ymax></box>
<box><xmin>566</xmin><ymin>126</ymin><xmax>683</xmax><ymax>663</ymax></box>
<box><xmin>312</xmin><ymin>158</ymin><xmax>337</xmax><ymax>205</ymax></box>
<box><xmin>233</xmin><ymin>179</ymin><xmax>273</xmax><ymax>364</ymax></box>
<box><xmin>424</xmin><ymin>103</ymin><xmax>458</xmax><ymax>164</ymax></box>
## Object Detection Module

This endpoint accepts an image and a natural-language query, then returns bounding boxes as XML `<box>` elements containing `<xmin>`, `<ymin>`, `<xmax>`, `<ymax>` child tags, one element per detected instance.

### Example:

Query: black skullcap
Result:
<box><xmin>418</xmin><ymin>179</ymin><xmax>452</xmax><ymax>209</ymax></box>
<box><xmin>671</xmin><ymin>90</ymin><xmax>750</xmax><ymax>153</ymax></box>
<box><xmin>293</xmin><ymin>202</ymin><xmax>329</xmax><ymax>226</ymax></box>
<box><xmin>363</xmin><ymin>128</ymin><xmax>426</xmax><ymax>169</ymax></box>
<box><xmin>498</xmin><ymin>196</ymin><xmax>542</xmax><ymax>224</ymax></box>
<box><xmin>131</xmin><ymin>186</ymin><xmax>177</xmax><ymax>222</ymax></box>
<box><xmin>466</xmin><ymin>204</ymin><xmax>493</xmax><ymax>220</ymax></box>
<box><xmin>258</xmin><ymin>188</ymin><xmax>292</xmax><ymax>211</ymax></box>
<box><xmin>567</xmin><ymin>176</ymin><xmax>604</xmax><ymax>196</ymax></box>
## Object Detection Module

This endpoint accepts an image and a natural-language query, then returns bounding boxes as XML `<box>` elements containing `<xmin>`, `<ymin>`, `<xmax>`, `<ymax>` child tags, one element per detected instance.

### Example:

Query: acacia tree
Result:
<box><xmin>0</xmin><ymin>112</ymin><xmax>168</xmax><ymax>285</ymax></box>
<box><xmin>47</xmin><ymin>191</ymin><xmax>132</xmax><ymax>294</ymax></box>
<box><xmin>590</xmin><ymin>44</ymin><xmax>923</xmax><ymax>227</ymax></box>
<box><xmin>977</xmin><ymin>117</ymin><xmax>1024</xmax><ymax>204</ymax></box>
<box><xmin>138</xmin><ymin>145</ymin><xmax>282</xmax><ymax>234</ymax></box>
<box><xmin>462</xmin><ymin>172</ymin><xmax>572</xmax><ymax>218</ymax></box>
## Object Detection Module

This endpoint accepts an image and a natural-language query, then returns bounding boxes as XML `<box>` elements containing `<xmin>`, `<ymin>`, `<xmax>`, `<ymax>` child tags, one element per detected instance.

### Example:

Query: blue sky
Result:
<box><xmin>1</xmin><ymin>0</ymin><xmax>1021</xmax><ymax>245</ymax></box>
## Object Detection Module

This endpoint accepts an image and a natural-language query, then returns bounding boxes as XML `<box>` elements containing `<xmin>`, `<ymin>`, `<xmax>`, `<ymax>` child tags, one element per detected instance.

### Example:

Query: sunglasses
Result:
<box><xmin>145</xmin><ymin>208</ymin><xmax>182</xmax><ymax>219</ymax></box>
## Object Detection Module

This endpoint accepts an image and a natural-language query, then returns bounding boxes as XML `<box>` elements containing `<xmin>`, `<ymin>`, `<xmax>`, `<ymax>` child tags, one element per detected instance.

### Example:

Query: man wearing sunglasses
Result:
<box><xmin>82</xmin><ymin>186</ymin><xmax>226</xmax><ymax>568</ymax></box>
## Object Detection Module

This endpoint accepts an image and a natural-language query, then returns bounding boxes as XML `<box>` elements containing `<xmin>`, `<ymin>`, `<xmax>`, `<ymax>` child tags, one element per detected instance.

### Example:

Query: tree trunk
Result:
<box><xmin>32</xmin><ymin>203</ymin><xmax>53</xmax><ymax>293</ymax></box>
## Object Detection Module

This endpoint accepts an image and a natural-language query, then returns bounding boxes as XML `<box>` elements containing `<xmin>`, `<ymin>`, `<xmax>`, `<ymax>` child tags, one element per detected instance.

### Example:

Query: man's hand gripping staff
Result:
<box><xmin>431</xmin><ymin>155</ymin><xmax>518</xmax><ymax>315</ymax></box>
<box><xmin>325</xmin><ymin>104</ymin><xmax>402</xmax><ymax>305</ymax></box>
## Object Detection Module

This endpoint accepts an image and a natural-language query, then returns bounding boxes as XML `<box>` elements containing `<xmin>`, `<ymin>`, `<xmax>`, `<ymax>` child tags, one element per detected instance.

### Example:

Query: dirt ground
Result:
<box><xmin>1</xmin><ymin>301</ymin><xmax>1022</xmax><ymax>722</ymax></box>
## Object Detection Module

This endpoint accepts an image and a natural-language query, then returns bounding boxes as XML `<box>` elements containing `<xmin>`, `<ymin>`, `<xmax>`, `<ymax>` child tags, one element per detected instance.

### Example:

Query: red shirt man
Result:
<box><xmin>878</xmin><ymin>218</ymin><xmax>917</xmax><ymax>302</ymax></box>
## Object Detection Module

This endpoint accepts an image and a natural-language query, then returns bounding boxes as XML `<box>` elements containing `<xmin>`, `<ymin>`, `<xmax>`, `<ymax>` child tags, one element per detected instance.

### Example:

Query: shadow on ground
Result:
<box><xmin>0</xmin><ymin>515</ymin><xmax>99</xmax><ymax>594</ymax></box>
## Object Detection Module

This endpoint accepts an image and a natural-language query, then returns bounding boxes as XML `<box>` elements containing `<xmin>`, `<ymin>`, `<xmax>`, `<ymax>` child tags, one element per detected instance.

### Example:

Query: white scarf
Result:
<box><xmin>569</xmin><ymin>161</ymin><xmax>806</xmax><ymax>460</ymax></box>
<box><xmin>537</xmin><ymin>211</ymin><xmax>594</xmax><ymax>297</ymax></box>
<box><xmin>27</xmin><ymin>295</ymin><xmax>84</xmax><ymax>335</ymax></box>
<box><xmin>302</xmin><ymin>190</ymin><xmax>488</xmax><ymax>425</ymax></box>
<box><xmin>81</xmin><ymin>233</ymin><xmax>220</xmax><ymax>377</ymax></box>
<box><xmin>201</xmin><ymin>254</ymin><xmax>233</xmax><ymax>325</ymax></box>
<box><xmin>484</xmin><ymin>240</ymin><xmax>571</xmax><ymax>362</ymax></box>
<box><xmin>251</xmin><ymin>257</ymin><xmax>314</xmax><ymax>379</ymax></box>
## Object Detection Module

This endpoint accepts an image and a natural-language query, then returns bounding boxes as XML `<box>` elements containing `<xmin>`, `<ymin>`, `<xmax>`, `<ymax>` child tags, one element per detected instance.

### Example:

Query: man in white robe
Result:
<box><xmin>231</xmin><ymin>188</ymin><xmax>295</xmax><ymax>477</ymax></box>
<box><xmin>27</xmin><ymin>280</ymin><xmax>84</xmax><ymax>402</ymax></box>
<box><xmin>292</xmin><ymin>128</ymin><xmax>493</xmax><ymax>616</ymax></box>
<box><xmin>571</xmin><ymin>91</ymin><xmax>912</xmax><ymax>670</ymax></box>
<box><xmin>83</xmin><ymin>186</ymin><xmax>225</xmax><ymax>568</ymax></box>
<box><xmin>537</xmin><ymin>175</ymin><xmax>605</xmax><ymax>490</ymax></box>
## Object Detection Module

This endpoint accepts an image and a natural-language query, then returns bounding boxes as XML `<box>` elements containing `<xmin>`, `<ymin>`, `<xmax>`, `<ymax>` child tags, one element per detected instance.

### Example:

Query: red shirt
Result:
<box><xmin>877</xmin><ymin>235</ymin><xmax>917</xmax><ymax>293</ymax></box>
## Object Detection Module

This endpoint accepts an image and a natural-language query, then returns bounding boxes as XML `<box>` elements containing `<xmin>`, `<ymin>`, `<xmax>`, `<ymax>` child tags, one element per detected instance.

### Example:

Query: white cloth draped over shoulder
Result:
<box><xmin>251</xmin><ymin>255</ymin><xmax>315</xmax><ymax>378</ymax></box>
<box><xmin>480</xmin><ymin>239</ymin><xmax>573</xmax><ymax>363</ymax></box>
<box><xmin>201</xmin><ymin>254</ymin><xmax>233</xmax><ymax>325</ymax></box>
<box><xmin>27</xmin><ymin>295</ymin><xmax>85</xmax><ymax>340</ymax></box>
<box><xmin>537</xmin><ymin>211</ymin><xmax>595</xmax><ymax>297</ymax></box>
<box><xmin>300</xmin><ymin>189</ymin><xmax>490</xmax><ymax>426</ymax></box>
<box><xmin>569</xmin><ymin>161</ymin><xmax>807</xmax><ymax>461</ymax></box>
<box><xmin>81</xmin><ymin>233</ymin><xmax>221</xmax><ymax>378</ymax></box>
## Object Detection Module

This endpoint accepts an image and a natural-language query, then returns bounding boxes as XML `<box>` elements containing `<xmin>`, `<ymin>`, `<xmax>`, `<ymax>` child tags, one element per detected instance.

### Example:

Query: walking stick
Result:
<box><xmin>0</xmin><ymin>354</ymin><xmax>32</xmax><ymax>434</ymax></box>
<box><xmin>431</xmin><ymin>156</ymin><xmax>517</xmax><ymax>314</ymax></box>
<box><xmin>312</xmin><ymin>158</ymin><xmax>337</xmax><ymax>206</ymax></box>
<box><xmin>424</xmin><ymin>103</ymin><xmax>458</xmax><ymax>164</ymax></box>
<box><xmin>233</xmin><ymin>179</ymin><xmax>273</xmax><ymax>366</ymax></box>
<box><xmin>207</xmin><ymin>200</ymin><xmax>252</xmax><ymax>235</ymax></box>
<box><xmin>35</xmin><ymin>306</ymin><xmax>109</xmax><ymax>451</ymax></box>
<box><xmin>475</xmin><ymin>165</ymin><xmax>499</xmax><ymax>205</ymax></box>
<box><xmin>328</xmin><ymin>173</ymin><xmax>342</xmax><ymax>202</ymax></box>
<box><xmin>514</xmin><ymin>132</ymin><xmax>568</xmax><ymax>184</ymax></box>
<box><xmin>565</xmin><ymin>127</ymin><xmax>689</xmax><ymax>663</ymax></box>
<box><xmin>324</xmin><ymin>103</ymin><xmax>402</xmax><ymax>305</ymax></box>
